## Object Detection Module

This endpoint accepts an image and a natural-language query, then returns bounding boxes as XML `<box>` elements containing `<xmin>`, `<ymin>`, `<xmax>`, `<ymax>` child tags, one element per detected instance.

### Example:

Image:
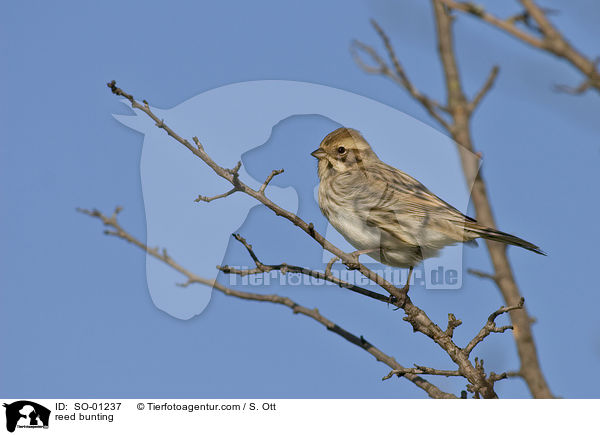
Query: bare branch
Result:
<box><xmin>427</xmin><ymin>1</ymin><xmax>553</xmax><ymax>397</ymax></box>
<box><xmin>220</xmin><ymin>234</ymin><xmax>393</xmax><ymax>305</ymax></box>
<box><xmin>436</xmin><ymin>0</ymin><xmax>545</xmax><ymax>48</ymax></box>
<box><xmin>78</xmin><ymin>206</ymin><xmax>456</xmax><ymax>399</ymax></box>
<box><xmin>370</xmin><ymin>19</ymin><xmax>449</xmax><ymax>113</ymax></box>
<box><xmin>383</xmin><ymin>365</ymin><xmax>462</xmax><ymax>381</ymax></box>
<box><xmin>351</xmin><ymin>23</ymin><xmax>452</xmax><ymax>131</ymax></box>
<box><xmin>437</xmin><ymin>0</ymin><xmax>600</xmax><ymax>95</ymax></box>
<box><xmin>194</xmin><ymin>187</ymin><xmax>239</xmax><ymax>203</ymax></box>
<box><xmin>231</xmin><ymin>233</ymin><xmax>262</xmax><ymax>265</ymax></box>
<box><xmin>350</xmin><ymin>40</ymin><xmax>388</xmax><ymax>75</ymax></box>
<box><xmin>464</xmin><ymin>298</ymin><xmax>525</xmax><ymax>356</ymax></box>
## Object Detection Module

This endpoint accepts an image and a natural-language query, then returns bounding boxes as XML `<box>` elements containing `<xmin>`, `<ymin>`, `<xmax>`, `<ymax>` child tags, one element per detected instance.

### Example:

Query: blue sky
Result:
<box><xmin>1</xmin><ymin>0</ymin><xmax>599</xmax><ymax>399</ymax></box>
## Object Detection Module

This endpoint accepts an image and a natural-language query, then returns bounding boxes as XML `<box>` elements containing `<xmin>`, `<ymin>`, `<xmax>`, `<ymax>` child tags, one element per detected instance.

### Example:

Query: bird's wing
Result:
<box><xmin>340</xmin><ymin>162</ymin><xmax>476</xmax><ymax>246</ymax></box>
<box><xmin>378</xmin><ymin>162</ymin><xmax>475</xmax><ymax>223</ymax></box>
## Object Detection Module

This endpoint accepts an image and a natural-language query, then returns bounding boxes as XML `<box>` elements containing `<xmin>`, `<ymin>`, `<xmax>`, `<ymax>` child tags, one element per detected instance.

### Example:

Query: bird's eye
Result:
<box><xmin>337</xmin><ymin>146</ymin><xmax>346</xmax><ymax>154</ymax></box>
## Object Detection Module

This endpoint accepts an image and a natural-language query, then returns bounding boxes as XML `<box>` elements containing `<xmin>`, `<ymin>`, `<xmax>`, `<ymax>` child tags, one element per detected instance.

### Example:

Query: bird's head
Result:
<box><xmin>311</xmin><ymin>127</ymin><xmax>377</xmax><ymax>177</ymax></box>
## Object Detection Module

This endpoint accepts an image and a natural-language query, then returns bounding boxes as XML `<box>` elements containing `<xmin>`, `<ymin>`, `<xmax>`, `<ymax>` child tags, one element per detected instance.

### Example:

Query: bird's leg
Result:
<box><xmin>351</xmin><ymin>247</ymin><xmax>379</xmax><ymax>258</ymax></box>
<box><xmin>346</xmin><ymin>248</ymin><xmax>378</xmax><ymax>269</ymax></box>
<box><xmin>401</xmin><ymin>266</ymin><xmax>414</xmax><ymax>294</ymax></box>
<box><xmin>389</xmin><ymin>266</ymin><xmax>414</xmax><ymax>310</ymax></box>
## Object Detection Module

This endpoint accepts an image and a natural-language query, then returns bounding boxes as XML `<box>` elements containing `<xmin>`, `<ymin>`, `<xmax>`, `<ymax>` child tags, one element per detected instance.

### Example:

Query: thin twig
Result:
<box><xmin>464</xmin><ymin>297</ymin><xmax>525</xmax><ymax>356</ymax></box>
<box><xmin>436</xmin><ymin>0</ymin><xmax>545</xmax><ymax>48</ymax></box>
<box><xmin>467</xmin><ymin>268</ymin><xmax>498</xmax><ymax>282</ymax></box>
<box><xmin>437</xmin><ymin>0</ymin><xmax>600</xmax><ymax>95</ymax></box>
<box><xmin>351</xmin><ymin>22</ymin><xmax>452</xmax><ymax>131</ymax></box>
<box><xmin>468</xmin><ymin>66</ymin><xmax>500</xmax><ymax>113</ymax></box>
<box><xmin>325</xmin><ymin>256</ymin><xmax>340</xmax><ymax>276</ymax></box>
<box><xmin>195</xmin><ymin>187</ymin><xmax>239</xmax><ymax>203</ymax></box>
<box><xmin>259</xmin><ymin>169</ymin><xmax>284</xmax><ymax>194</ymax></box>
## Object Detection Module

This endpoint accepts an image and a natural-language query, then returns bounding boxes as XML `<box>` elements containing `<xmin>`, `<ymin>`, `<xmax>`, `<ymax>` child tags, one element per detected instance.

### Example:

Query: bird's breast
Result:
<box><xmin>317</xmin><ymin>178</ymin><xmax>381</xmax><ymax>250</ymax></box>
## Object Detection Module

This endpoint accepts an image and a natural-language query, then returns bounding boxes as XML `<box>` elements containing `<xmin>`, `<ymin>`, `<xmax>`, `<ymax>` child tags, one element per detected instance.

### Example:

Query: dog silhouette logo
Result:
<box><xmin>3</xmin><ymin>401</ymin><xmax>50</xmax><ymax>432</ymax></box>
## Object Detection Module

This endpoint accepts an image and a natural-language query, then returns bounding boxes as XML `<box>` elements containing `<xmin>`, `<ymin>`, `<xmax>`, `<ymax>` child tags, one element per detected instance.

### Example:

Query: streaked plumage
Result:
<box><xmin>312</xmin><ymin>127</ymin><xmax>544</xmax><ymax>269</ymax></box>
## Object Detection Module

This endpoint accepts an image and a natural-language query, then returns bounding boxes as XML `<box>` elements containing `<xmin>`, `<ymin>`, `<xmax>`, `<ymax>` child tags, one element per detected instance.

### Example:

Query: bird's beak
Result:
<box><xmin>311</xmin><ymin>148</ymin><xmax>326</xmax><ymax>159</ymax></box>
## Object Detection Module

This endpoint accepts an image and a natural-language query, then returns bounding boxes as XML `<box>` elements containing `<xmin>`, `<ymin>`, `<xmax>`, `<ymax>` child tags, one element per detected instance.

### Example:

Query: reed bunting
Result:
<box><xmin>312</xmin><ymin>127</ymin><xmax>544</xmax><ymax>286</ymax></box>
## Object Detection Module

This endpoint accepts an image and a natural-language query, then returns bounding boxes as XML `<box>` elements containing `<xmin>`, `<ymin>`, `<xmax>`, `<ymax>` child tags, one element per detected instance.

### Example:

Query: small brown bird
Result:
<box><xmin>311</xmin><ymin>127</ymin><xmax>544</xmax><ymax>285</ymax></box>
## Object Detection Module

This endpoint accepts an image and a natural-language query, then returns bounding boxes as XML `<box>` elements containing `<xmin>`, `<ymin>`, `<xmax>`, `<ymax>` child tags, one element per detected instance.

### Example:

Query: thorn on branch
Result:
<box><xmin>192</xmin><ymin>136</ymin><xmax>204</xmax><ymax>151</ymax></box>
<box><xmin>445</xmin><ymin>313</ymin><xmax>463</xmax><ymax>338</ymax></box>
<box><xmin>226</xmin><ymin>161</ymin><xmax>242</xmax><ymax>184</ymax></box>
<box><xmin>227</xmin><ymin>161</ymin><xmax>242</xmax><ymax>175</ymax></box>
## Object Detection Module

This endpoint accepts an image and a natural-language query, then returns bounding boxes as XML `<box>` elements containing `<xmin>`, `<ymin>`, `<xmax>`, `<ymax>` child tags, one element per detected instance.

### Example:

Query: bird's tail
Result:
<box><xmin>468</xmin><ymin>225</ymin><xmax>546</xmax><ymax>255</ymax></box>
